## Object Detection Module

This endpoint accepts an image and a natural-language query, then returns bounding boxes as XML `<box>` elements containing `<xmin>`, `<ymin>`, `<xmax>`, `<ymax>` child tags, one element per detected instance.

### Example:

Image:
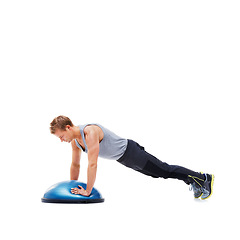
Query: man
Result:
<box><xmin>50</xmin><ymin>115</ymin><xmax>214</xmax><ymax>200</ymax></box>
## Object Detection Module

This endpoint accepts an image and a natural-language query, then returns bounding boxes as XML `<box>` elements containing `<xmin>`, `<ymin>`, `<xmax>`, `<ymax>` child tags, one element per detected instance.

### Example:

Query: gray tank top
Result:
<box><xmin>74</xmin><ymin>124</ymin><xmax>127</xmax><ymax>160</ymax></box>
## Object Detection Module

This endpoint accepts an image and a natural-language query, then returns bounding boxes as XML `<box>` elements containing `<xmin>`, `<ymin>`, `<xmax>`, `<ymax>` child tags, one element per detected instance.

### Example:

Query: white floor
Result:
<box><xmin>2</xmin><ymin>157</ymin><xmax>238</xmax><ymax>240</ymax></box>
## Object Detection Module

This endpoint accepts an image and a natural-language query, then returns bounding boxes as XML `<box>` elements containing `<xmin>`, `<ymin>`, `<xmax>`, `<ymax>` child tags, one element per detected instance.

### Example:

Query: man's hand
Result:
<box><xmin>71</xmin><ymin>185</ymin><xmax>90</xmax><ymax>196</ymax></box>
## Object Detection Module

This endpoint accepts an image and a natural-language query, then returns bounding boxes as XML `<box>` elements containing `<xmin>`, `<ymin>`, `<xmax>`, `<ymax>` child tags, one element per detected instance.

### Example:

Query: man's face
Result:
<box><xmin>54</xmin><ymin>127</ymin><xmax>74</xmax><ymax>143</ymax></box>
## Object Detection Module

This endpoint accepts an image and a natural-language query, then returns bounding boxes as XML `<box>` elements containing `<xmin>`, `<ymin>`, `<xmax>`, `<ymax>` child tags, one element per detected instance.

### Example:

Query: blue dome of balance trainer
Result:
<box><xmin>41</xmin><ymin>180</ymin><xmax>104</xmax><ymax>203</ymax></box>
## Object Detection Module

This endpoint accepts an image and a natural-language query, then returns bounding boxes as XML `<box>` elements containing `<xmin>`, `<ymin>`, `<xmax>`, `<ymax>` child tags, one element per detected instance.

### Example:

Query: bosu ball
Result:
<box><xmin>41</xmin><ymin>180</ymin><xmax>104</xmax><ymax>203</ymax></box>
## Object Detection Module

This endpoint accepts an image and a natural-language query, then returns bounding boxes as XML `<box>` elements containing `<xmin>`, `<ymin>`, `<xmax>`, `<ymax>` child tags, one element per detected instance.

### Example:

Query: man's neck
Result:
<box><xmin>72</xmin><ymin>125</ymin><xmax>82</xmax><ymax>139</ymax></box>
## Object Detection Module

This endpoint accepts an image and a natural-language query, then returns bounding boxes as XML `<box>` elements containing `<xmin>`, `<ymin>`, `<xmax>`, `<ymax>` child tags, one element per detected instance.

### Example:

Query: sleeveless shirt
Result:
<box><xmin>74</xmin><ymin>124</ymin><xmax>127</xmax><ymax>160</ymax></box>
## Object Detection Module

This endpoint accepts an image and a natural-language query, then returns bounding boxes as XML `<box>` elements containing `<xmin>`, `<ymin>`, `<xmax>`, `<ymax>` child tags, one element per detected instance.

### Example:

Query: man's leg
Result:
<box><xmin>136</xmin><ymin>147</ymin><xmax>215</xmax><ymax>199</ymax></box>
<box><xmin>117</xmin><ymin>140</ymin><xmax>214</xmax><ymax>199</ymax></box>
<box><xmin>118</xmin><ymin>139</ymin><xmax>205</xmax><ymax>184</ymax></box>
<box><xmin>136</xmin><ymin>149</ymin><xmax>205</xmax><ymax>184</ymax></box>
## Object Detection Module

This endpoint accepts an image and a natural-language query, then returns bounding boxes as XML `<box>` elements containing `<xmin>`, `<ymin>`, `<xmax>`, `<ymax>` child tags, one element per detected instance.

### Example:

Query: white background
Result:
<box><xmin>0</xmin><ymin>0</ymin><xmax>239</xmax><ymax>239</ymax></box>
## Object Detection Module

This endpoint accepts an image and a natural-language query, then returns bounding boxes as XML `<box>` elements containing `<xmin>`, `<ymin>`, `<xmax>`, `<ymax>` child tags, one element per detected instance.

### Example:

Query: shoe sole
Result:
<box><xmin>194</xmin><ymin>193</ymin><xmax>203</xmax><ymax>199</ymax></box>
<box><xmin>201</xmin><ymin>174</ymin><xmax>215</xmax><ymax>200</ymax></box>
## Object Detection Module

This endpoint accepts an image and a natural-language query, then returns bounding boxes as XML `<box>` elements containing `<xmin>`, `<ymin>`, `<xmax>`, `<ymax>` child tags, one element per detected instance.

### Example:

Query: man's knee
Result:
<box><xmin>141</xmin><ymin>160</ymin><xmax>170</xmax><ymax>178</ymax></box>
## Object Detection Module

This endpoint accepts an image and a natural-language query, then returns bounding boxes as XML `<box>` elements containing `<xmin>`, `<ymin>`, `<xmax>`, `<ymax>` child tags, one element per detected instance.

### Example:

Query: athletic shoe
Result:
<box><xmin>189</xmin><ymin>181</ymin><xmax>203</xmax><ymax>198</ymax></box>
<box><xmin>201</xmin><ymin>173</ymin><xmax>215</xmax><ymax>200</ymax></box>
<box><xmin>188</xmin><ymin>173</ymin><xmax>205</xmax><ymax>198</ymax></box>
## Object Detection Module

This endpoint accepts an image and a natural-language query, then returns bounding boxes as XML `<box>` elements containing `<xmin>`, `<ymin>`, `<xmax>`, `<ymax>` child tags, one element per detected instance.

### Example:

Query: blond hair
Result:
<box><xmin>50</xmin><ymin>115</ymin><xmax>73</xmax><ymax>134</ymax></box>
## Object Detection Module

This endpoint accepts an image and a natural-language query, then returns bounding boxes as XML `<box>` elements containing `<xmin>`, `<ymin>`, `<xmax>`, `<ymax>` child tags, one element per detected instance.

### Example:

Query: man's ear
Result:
<box><xmin>66</xmin><ymin>125</ymin><xmax>71</xmax><ymax>131</ymax></box>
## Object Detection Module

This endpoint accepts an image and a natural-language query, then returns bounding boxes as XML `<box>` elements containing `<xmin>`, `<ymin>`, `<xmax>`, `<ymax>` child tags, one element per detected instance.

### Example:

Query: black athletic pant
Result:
<box><xmin>117</xmin><ymin>139</ymin><xmax>205</xmax><ymax>185</ymax></box>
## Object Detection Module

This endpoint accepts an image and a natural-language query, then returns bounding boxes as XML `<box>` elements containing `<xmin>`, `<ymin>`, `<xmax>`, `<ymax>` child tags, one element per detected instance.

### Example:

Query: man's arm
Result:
<box><xmin>70</xmin><ymin>140</ymin><xmax>81</xmax><ymax>180</ymax></box>
<box><xmin>85</xmin><ymin>129</ymin><xmax>99</xmax><ymax>195</ymax></box>
<box><xmin>73</xmin><ymin>126</ymin><xmax>99</xmax><ymax>196</ymax></box>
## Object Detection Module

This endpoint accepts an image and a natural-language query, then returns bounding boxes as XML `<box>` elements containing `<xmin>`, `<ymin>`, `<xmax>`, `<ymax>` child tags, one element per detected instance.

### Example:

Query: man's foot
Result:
<box><xmin>201</xmin><ymin>173</ymin><xmax>215</xmax><ymax>200</ymax></box>
<box><xmin>189</xmin><ymin>181</ymin><xmax>203</xmax><ymax>198</ymax></box>
<box><xmin>188</xmin><ymin>173</ymin><xmax>205</xmax><ymax>198</ymax></box>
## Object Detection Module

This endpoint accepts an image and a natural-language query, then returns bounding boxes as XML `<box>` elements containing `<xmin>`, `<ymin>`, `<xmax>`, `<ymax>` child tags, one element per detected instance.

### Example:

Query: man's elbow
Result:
<box><xmin>88</xmin><ymin>162</ymin><xmax>97</xmax><ymax>169</ymax></box>
<box><xmin>71</xmin><ymin>163</ymin><xmax>80</xmax><ymax>168</ymax></box>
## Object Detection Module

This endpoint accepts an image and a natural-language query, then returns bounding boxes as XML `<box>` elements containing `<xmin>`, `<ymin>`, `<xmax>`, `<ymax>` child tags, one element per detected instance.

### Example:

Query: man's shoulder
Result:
<box><xmin>84</xmin><ymin>125</ymin><xmax>101</xmax><ymax>135</ymax></box>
